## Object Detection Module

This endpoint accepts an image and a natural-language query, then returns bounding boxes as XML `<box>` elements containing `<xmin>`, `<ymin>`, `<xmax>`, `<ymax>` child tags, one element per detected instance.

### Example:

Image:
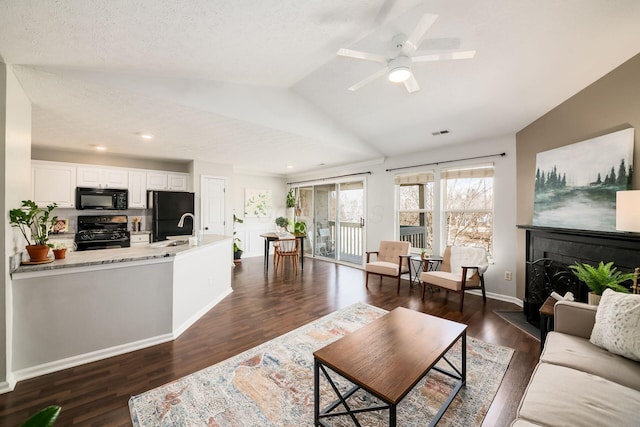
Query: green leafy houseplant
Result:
<box><xmin>286</xmin><ymin>189</ymin><xmax>296</xmax><ymax>209</ymax></box>
<box><xmin>9</xmin><ymin>200</ymin><xmax>58</xmax><ymax>247</ymax></box>
<box><xmin>569</xmin><ymin>261</ymin><xmax>634</xmax><ymax>296</ymax></box>
<box><xmin>275</xmin><ymin>216</ymin><xmax>289</xmax><ymax>230</ymax></box>
<box><xmin>233</xmin><ymin>214</ymin><xmax>244</xmax><ymax>259</ymax></box>
<box><xmin>21</xmin><ymin>405</ymin><xmax>61</xmax><ymax>427</ymax></box>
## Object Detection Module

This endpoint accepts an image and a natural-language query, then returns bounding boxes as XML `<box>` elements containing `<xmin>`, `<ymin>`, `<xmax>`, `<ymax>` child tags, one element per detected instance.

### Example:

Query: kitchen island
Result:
<box><xmin>10</xmin><ymin>235</ymin><xmax>233</xmax><ymax>382</ymax></box>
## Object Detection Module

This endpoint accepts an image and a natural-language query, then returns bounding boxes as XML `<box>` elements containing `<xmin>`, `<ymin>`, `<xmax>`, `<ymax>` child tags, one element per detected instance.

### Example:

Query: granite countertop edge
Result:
<box><xmin>12</xmin><ymin>235</ymin><xmax>231</xmax><ymax>275</ymax></box>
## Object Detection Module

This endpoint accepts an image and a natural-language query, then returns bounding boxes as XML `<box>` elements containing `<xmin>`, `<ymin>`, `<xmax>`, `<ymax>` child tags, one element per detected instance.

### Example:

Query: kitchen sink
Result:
<box><xmin>150</xmin><ymin>239</ymin><xmax>188</xmax><ymax>248</ymax></box>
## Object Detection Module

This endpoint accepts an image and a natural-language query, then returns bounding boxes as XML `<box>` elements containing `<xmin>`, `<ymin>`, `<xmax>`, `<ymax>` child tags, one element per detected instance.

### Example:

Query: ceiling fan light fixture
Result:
<box><xmin>388</xmin><ymin>66</ymin><xmax>411</xmax><ymax>83</ymax></box>
<box><xmin>387</xmin><ymin>55</ymin><xmax>412</xmax><ymax>83</ymax></box>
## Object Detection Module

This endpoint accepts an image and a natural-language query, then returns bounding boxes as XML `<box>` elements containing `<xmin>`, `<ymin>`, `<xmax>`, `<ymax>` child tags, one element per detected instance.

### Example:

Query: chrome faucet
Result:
<box><xmin>177</xmin><ymin>213</ymin><xmax>196</xmax><ymax>236</ymax></box>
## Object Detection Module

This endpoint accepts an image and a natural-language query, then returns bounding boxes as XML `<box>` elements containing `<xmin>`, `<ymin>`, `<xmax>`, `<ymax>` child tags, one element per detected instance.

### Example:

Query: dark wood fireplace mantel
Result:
<box><xmin>518</xmin><ymin>225</ymin><xmax>640</xmax><ymax>324</ymax></box>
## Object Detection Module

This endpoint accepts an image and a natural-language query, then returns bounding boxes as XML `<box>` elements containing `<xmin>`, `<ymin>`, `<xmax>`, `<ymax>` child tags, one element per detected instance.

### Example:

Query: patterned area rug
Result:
<box><xmin>129</xmin><ymin>302</ymin><xmax>514</xmax><ymax>426</ymax></box>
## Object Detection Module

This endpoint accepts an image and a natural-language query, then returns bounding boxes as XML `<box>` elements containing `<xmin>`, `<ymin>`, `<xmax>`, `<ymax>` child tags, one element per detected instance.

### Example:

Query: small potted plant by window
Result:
<box><xmin>569</xmin><ymin>261</ymin><xmax>634</xmax><ymax>305</ymax></box>
<box><xmin>9</xmin><ymin>200</ymin><xmax>58</xmax><ymax>262</ymax></box>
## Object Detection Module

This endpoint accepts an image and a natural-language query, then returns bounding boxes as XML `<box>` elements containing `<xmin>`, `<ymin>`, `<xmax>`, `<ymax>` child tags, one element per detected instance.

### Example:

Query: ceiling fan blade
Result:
<box><xmin>403</xmin><ymin>74</ymin><xmax>420</xmax><ymax>93</ymax></box>
<box><xmin>337</xmin><ymin>48</ymin><xmax>387</xmax><ymax>64</ymax></box>
<box><xmin>348</xmin><ymin>68</ymin><xmax>388</xmax><ymax>91</ymax></box>
<box><xmin>402</xmin><ymin>14</ymin><xmax>438</xmax><ymax>55</ymax></box>
<box><xmin>412</xmin><ymin>50</ymin><xmax>476</xmax><ymax>63</ymax></box>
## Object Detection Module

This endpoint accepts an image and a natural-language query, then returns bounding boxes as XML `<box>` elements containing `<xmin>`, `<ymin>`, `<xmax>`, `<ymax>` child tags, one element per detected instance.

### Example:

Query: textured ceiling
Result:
<box><xmin>1</xmin><ymin>0</ymin><xmax>639</xmax><ymax>176</ymax></box>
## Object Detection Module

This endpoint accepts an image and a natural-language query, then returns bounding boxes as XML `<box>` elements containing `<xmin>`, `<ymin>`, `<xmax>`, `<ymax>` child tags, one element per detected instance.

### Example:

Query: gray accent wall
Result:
<box><xmin>515</xmin><ymin>53</ymin><xmax>640</xmax><ymax>299</ymax></box>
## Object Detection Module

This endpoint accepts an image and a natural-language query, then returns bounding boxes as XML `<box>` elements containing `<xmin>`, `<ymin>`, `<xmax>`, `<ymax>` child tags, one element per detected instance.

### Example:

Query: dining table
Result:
<box><xmin>259</xmin><ymin>232</ymin><xmax>306</xmax><ymax>272</ymax></box>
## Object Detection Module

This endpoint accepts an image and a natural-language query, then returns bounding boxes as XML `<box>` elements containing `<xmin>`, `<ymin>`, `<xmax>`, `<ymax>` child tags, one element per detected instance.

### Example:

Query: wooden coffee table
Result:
<box><xmin>313</xmin><ymin>307</ymin><xmax>467</xmax><ymax>426</ymax></box>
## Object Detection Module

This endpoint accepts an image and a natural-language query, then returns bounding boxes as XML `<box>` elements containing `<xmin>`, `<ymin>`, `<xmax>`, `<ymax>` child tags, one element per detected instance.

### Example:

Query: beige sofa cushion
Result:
<box><xmin>510</xmin><ymin>420</ymin><xmax>544</xmax><ymax>427</ymax></box>
<box><xmin>517</xmin><ymin>363</ymin><xmax>640</xmax><ymax>427</ymax></box>
<box><xmin>541</xmin><ymin>331</ymin><xmax>640</xmax><ymax>391</ymax></box>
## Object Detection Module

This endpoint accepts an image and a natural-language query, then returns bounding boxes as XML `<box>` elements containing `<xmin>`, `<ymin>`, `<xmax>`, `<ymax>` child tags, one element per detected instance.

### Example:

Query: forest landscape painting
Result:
<box><xmin>533</xmin><ymin>128</ymin><xmax>634</xmax><ymax>231</ymax></box>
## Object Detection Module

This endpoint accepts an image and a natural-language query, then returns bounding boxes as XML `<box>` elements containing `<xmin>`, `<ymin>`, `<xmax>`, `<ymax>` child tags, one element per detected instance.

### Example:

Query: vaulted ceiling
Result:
<box><xmin>1</xmin><ymin>0</ymin><xmax>639</xmax><ymax>175</ymax></box>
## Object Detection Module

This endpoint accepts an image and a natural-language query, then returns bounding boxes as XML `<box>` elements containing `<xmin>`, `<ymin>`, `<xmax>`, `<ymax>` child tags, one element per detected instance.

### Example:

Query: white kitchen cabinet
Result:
<box><xmin>167</xmin><ymin>173</ymin><xmax>189</xmax><ymax>191</ymax></box>
<box><xmin>77</xmin><ymin>167</ymin><xmax>128</xmax><ymax>189</ymax></box>
<box><xmin>147</xmin><ymin>172</ymin><xmax>189</xmax><ymax>191</ymax></box>
<box><xmin>128</xmin><ymin>171</ymin><xmax>147</xmax><ymax>208</ymax></box>
<box><xmin>146</xmin><ymin>172</ymin><xmax>168</xmax><ymax>190</ymax></box>
<box><xmin>32</xmin><ymin>162</ymin><xmax>77</xmax><ymax>208</ymax></box>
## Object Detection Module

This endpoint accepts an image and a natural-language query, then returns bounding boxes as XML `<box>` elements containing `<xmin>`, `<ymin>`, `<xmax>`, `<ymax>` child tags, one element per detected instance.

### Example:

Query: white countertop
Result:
<box><xmin>12</xmin><ymin>234</ymin><xmax>231</xmax><ymax>275</ymax></box>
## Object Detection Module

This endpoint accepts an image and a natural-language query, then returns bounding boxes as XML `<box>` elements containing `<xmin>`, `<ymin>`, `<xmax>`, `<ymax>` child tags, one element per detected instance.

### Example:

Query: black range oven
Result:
<box><xmin>75</xmin><ymin>215</ymin><xmax>131</xmax><ymax>251</ymax></box>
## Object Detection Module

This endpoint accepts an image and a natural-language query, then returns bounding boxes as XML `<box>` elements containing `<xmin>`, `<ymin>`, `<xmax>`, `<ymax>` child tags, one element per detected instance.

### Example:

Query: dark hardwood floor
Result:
<box><xmin>0</xmin><ymin>256</ymin><xmax>539</xmax><ymax>426</ymax></box>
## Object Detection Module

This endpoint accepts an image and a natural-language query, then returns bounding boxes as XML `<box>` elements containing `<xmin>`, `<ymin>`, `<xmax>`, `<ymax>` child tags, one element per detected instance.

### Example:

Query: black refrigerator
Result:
<box><xmin>148</xmin><ymin>191</ymin><xmax>195</xmax><ymax>242</ymax></box>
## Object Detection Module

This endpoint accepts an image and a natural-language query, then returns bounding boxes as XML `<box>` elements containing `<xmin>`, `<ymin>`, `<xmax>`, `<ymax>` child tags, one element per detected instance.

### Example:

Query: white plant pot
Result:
<box><xmin>588</xmin><ymin>292</ymin><xmax>601</xmax><ymax>306</ymax></box>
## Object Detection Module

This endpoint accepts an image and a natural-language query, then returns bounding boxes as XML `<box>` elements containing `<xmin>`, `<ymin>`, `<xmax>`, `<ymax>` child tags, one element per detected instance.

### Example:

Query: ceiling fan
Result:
<box><xmin>337</xmin><ymin>14</ymin><xmax>476</xmax><ymax>93</ymax></box>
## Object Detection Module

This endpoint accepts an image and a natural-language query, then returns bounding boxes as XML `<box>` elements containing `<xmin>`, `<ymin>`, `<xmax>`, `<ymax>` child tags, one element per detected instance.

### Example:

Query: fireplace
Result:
<box><xmin>519</xmin><ymin>225</ymin><xmax>640</xmax><ymax>325</ymax></box>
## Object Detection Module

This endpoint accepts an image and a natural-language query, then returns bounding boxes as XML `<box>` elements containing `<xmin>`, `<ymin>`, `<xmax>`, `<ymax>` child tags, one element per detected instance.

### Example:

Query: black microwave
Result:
<box><xmin>76</xmin><ymin>187</ymin><xmax>128</xmax><ymax>210</ymax></box>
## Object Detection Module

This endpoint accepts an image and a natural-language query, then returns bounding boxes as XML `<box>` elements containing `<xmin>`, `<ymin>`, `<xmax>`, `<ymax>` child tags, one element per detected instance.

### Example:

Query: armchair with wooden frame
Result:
<box><xmin>420</xmin><ymin>245</ymin><xmax>488</xmax><ymax>311</ymax></box>
<box><xmin>365</xmin><ymin>240</ymin><xmax>411</xmax><ymax>294</ymax></box>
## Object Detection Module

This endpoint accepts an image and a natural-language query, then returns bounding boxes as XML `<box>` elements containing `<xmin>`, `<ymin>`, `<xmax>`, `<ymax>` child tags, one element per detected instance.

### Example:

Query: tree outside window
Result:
<box><xmin>395</xmin><ymin>165</ymin><xmax>494</xmax><ymax>257</ymax></box>
<box><xmin>442</xmin><ymin>166</ymin><xmax>494</xmax><ymax>256</ymax></box>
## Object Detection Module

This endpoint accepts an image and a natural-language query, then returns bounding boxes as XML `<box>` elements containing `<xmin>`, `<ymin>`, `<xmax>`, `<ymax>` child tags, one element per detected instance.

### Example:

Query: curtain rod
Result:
<box><xmin>287</xmin><ymin>171</ymin><xmax>372</xmax><ymax>185</ymax></box>
<box><xmin>385</xmin><ymin>152</ymin><xmax>506</xmax><ymax>172</ymax></box>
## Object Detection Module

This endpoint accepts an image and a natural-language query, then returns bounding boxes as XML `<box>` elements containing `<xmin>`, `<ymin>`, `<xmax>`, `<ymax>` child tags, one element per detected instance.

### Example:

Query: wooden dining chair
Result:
<box><xmin>275</xmin><ymin>237</ymin><xmax>300</xmax><ymax>275</ymax></box>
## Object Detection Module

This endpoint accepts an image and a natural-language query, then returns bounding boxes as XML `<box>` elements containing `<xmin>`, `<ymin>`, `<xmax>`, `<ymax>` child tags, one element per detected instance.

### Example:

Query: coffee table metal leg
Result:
<box><xmin>314</xmin><ymin>358</ymin><xmax>320</xmax><ymax>426</ymax></box>
<box><xmin>463</xmin><ymin>331</ymin><xmax>467</xmax><ymax>385</ymax></box>
<box><xmin>389</xmin><ymin>404</ymin><xmax>397</xmax><ymax>427</ymax></box>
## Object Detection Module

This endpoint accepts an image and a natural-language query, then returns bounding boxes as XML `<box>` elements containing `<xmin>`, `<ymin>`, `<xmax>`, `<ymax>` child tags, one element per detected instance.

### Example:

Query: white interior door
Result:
<box><xmin>201</xmin><ymin>176</ymin><xmax>226</xmax><ymax>235</ymax></box>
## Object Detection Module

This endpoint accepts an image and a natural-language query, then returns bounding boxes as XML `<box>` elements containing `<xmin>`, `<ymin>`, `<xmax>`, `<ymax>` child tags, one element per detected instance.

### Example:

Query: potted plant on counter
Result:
<box><xmin>52</xmin><ymin>243</ymin><xmax>67</xmax><ymax>260</ymax></box>
<box><xmin>569</xmin><ymin>261</ymin><xmax>634</xmax><ymax>305</ymax></box>
<box><xmin>9</xmin><ymin>200</ymin><xmax>58</xmax><ymax>262</ymax></box>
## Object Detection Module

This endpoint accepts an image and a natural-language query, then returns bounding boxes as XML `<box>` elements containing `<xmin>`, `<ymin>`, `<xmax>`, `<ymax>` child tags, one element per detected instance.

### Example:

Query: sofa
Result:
<box><xmin>512</xmin><ymin>294</ymin><xmax>640</xmax><ymax>427</ymax></box>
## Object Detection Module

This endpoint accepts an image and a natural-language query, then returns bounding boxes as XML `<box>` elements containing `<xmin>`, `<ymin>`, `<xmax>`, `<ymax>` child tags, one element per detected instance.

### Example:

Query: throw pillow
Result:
<box><xmin>590</xmin><ymin>289</ymin><xmax>640</xmax><ymax>361</ymax></box>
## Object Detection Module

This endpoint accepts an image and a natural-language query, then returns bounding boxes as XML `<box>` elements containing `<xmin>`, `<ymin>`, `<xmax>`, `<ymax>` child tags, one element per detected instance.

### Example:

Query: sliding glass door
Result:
<box><xmin>310</xmin><ymin>180</ymin><xmax>365</xmax><ymax>265</ymax></box>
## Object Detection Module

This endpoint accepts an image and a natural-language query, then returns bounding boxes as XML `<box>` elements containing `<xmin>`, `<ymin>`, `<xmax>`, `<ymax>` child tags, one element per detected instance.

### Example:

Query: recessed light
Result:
<box><xmin>93</xmin><ymin>145</ymin><xmax>107</xmax><ymax>151</ymax></box>
<box><xmin>286</xmin><ymin>165</ymin><xmax>294</xmax><ymax>169</ymax></box>
<box><xmin>140</xmin><ymin>134</ymin><xmax>153</xmax><ymax>140</ymax></box>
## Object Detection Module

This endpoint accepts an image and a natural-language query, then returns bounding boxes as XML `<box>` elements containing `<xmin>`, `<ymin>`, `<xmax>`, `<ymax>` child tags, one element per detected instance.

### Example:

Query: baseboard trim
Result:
<box><xmin>0</xmin><ymin>375</ymin><xmax>16</xmax><ymax>394</ymax></box>
<box><xmin>12</xmin><ymin>333</ymin><xmax>176</xmax><ymax>384</ymax></box>
<box><xmin>466</xmin><ymin>289</ymin><xmax>523</xmax><ymax>307</ymax></box>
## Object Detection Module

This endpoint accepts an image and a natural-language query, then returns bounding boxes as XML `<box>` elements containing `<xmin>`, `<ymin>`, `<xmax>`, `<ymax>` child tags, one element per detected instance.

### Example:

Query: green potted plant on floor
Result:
<box><xmin>21</xmin><ymin>405</ymin><xmax>61</xmax><ymax>427</ymax></box>
<box><xmin>233</xmin><ymin>213</ymin><xmax>244</xmax><ymax>261</ymax></box>
<box><xmin>9</xmin><ymin>200</ymin><xmax>58</xmax><ymax>262</ymax></box>
<box><xmin>569</xmin><ymin>261</ymin><xmax>634</xmax><ymax>305</ymax></box>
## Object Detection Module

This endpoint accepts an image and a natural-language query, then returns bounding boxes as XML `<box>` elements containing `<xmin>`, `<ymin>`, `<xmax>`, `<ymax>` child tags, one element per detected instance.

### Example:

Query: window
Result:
<box><xmin>396</xmin><ymin>172</ymin><xmax>434</xmax><ymax>251</ymax></box>
<box><xmin>395</xmin><ymin>164</ymin><xmax>494</xmax><ymax>256</ymax></box>
<box><xmin>442</xmin><ymin>165</ymin><xmax>494</xmax><ymax>255</ymax></box>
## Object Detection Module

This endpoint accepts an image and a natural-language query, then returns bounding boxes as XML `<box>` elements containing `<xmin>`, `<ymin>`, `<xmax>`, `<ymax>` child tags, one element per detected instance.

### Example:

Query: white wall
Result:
<box><xmin>288</xmin><ymin>135</ymin><xmax>519</xmax><ymax>302</ymax></box>
<box><xmin>231</xmin><ymin>173</ymin><xmax>288</xmax><ymax>257</ymax></box>
<box><xmin>1</xmin><ymin>64</ymin><xmax>33</xmax><ymax>391</ymax></box>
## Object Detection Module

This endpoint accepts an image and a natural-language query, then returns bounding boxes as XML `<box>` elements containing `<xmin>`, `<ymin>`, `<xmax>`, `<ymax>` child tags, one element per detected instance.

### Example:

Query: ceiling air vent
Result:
<box><xmin>431</xmin><ymin>129</ymin><xmax>450</xmax><ymax>136</ymax></box>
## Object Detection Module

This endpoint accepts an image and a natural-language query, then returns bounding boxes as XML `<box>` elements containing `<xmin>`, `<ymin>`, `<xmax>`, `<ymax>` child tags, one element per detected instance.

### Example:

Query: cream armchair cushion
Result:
<box><xmin>420</xmin><ymin>245</ymin><xmax>488</xmax><ymax>311</ymax></box>
<box><xmin>365</xmin><ymin>241</ymin><xmax>411</xmax><ymax>294</ymax></box>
